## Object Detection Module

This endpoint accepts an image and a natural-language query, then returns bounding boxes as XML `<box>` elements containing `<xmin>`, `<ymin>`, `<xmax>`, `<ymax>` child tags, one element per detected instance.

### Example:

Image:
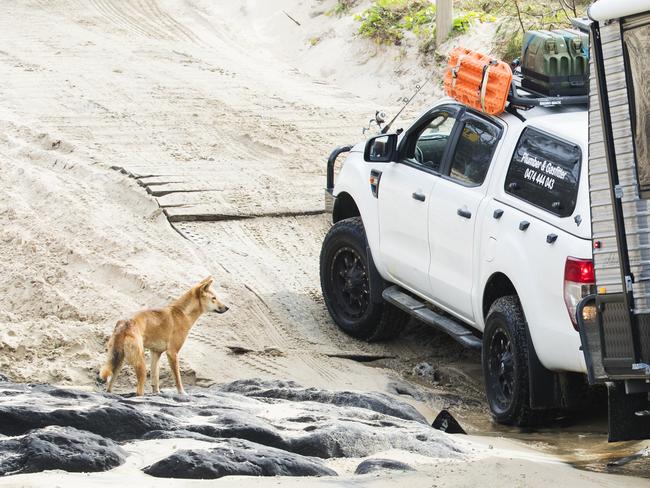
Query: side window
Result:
<box><xmin>447</xmin><ymin>116</ymin><xmax>501</xmax><ymax>186</ymax></box>
<box><xmin>411</xmin><ymin>110</ymin><xmax>458</xmax><ymax>172</ymax></box>
<box><xmin>504</xmin><ymin>127</ymin><xmax>582</xmax><ymax>217</ymax></box>
<box><xmin>623</xmin><ymin>18</ymin><xmax>650</xmax><ymax>195</ymax></box>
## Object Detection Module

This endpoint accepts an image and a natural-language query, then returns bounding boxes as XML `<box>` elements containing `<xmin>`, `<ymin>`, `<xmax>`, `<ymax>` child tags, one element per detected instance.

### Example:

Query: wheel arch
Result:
<box><xmin>333</xmin><ymin>192</ymin><xmax>360</xmax><ymax>223</ymax></box>
<box><xmin>482</xmin><ymin>272</ymin><xmax>517</xmax><ymax>320</ymax></box>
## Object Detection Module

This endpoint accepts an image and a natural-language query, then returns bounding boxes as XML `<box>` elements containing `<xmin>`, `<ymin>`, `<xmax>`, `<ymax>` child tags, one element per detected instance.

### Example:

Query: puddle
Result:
<box><xmin>381</xmin><ymin>344</ymin><xmax>650</xmax><ymax>480</ymax></box>
<box><xmin>457</xmin><ymin>393</ymin><xmax>650</xmax><ymax>478</ymax></box>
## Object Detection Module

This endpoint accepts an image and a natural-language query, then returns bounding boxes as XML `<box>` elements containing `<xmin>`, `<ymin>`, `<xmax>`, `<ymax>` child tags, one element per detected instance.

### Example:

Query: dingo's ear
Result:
<box><xmin>199</xmin><ymin>276</ymin><xmax>213</xmax><ymax>292</ymax></box>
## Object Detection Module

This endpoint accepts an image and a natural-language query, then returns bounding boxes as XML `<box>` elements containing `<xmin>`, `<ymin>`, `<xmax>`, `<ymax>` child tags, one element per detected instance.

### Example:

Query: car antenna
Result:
<box><xmin>382</xmin><ymin>78</ymin><xmax>430</xmax><ymax>134</ymax></box>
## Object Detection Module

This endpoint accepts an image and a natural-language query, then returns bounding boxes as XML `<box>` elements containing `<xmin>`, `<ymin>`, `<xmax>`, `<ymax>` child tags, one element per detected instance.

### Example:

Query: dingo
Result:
<box><xmin>99</xmin><ymin>276</ymin><xmax>228</xmax><ymax>395</ymax></box>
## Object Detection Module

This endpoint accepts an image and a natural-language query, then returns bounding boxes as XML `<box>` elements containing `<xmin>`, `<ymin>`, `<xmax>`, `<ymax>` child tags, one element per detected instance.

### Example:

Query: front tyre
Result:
<box><xmin>320</xmin><ymin>217</ymin><xmax>408</xmax><ymax>341</ymax></box>
<box><xmin>482</xmin><ymin>296</ymin><xmax>546</xmax><ymax>426</ymax></box>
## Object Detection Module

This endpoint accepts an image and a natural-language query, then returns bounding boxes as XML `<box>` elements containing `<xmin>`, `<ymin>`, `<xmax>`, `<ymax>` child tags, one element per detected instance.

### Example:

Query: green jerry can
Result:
<box><xmin>520</xmin><ymin>29</ymin><xmax>589</xmax><ymax>96</ymax></box>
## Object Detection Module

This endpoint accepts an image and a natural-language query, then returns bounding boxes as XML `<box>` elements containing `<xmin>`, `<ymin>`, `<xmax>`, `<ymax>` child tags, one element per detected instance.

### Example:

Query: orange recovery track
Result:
<box><xmin>444</xmin><ymin>47</ymin><xmax>513</xmax><ymax>115</ymax></box>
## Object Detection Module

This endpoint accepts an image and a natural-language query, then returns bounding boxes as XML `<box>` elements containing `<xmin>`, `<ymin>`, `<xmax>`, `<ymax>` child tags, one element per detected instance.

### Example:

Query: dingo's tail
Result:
<box><xmin>99</xmin><ymin>319</ymin><xmax>130</xmax><ymax>381</ymax></box>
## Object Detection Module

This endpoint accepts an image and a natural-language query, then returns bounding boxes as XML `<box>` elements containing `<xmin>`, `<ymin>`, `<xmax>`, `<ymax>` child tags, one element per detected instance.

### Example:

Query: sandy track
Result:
<box><xmin>0</xmin><ymin>0</ymin><xmax>490</xmax><ymax>409</ymax></box>
<box><xmin>175</xmin><ymin>216</ymin><xmax>441</xmax><ymax>391</ymax></box>
<box><xmin>1</xmin><ymin>0</ymin><xmax>371</xmax><ymax>217</ymax></box>
<box><xmin>0</xmin><ymin>0</ymin><xmax>423</xmax><ymax>392</ymax></box>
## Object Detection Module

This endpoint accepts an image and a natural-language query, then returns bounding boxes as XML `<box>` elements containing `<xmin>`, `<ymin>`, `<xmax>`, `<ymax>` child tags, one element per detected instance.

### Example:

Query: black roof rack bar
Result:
<box><xmin>507</xmin><ymin>80</ymin><xmax>588</xmax><ymax>109</ymax></box>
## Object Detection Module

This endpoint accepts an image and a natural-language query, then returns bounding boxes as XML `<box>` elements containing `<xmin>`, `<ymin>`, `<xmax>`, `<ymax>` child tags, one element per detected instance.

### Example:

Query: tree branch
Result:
<box><xmin>513</xmin><ymin>0</ymin><xmax>526</xmax><ymax>33</ymax></box>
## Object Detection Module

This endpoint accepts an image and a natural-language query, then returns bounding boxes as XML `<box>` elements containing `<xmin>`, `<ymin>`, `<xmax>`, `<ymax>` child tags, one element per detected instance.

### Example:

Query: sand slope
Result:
<box><xmin>0</xmin><ymin>1</ymin><xmax>648</xmax><ymax>485</ymax></box>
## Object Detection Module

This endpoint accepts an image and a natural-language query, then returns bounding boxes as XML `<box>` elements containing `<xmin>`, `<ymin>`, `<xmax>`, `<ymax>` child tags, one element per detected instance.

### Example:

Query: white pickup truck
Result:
<box><xmin>321</xmin><ymin>97</ymin><xmax>594</xmax><ymax>425</ymax></box>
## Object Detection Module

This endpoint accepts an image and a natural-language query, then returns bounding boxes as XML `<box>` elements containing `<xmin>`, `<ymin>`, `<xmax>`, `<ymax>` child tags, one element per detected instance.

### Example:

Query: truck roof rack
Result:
<box><xmin>507</xmin><ymin>71</ymin><xmax>588</xmax><ymax>110</ymax></box>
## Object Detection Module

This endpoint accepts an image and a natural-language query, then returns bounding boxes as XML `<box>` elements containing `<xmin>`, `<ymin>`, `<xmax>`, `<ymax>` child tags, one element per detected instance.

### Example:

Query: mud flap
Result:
<box><xmin>366</xmin><ymin>244</ymin><xmax>387</xmax><ymax>306</ymax></box>
<box><xmin>607</xmin><ymin>381</ymin><xmax>650</xmax><ymax>442</ymax></box>
<box><xmin>525</xmin><ymin>325</ymin><xmax>590</xmax><ymax>410</ymax></box>
<box><xmin>525</xmin><ymin>325</ymin><xmax>557</xmax><ymax>409</ymax></box>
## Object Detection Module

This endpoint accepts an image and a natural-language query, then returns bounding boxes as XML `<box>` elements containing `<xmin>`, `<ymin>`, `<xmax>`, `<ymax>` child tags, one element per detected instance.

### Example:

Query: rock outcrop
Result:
<box><xmin>0</xmin><ymin>377</ymin><xmax>462</xmax><ymax>478</ymax></box>
<box><xmin>354</xmin><ymin>458</ymin><xmax>415</xmax><ymax>475</ymax></box>
<box><xmin>0</xmin><ymin>426</ymin><xmax>126</xmax><ymax>475</ymax></box>
<box><xmin>144</xmin><ymin>438</ymin><xmax>337</xmax><ymax>479</ymax></box>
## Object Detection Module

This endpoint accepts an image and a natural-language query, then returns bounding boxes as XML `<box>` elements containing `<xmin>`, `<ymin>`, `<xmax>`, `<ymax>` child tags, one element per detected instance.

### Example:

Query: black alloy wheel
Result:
<box><xmin>319</xmin><ymin>217</ymin><xmax>409</xmax><ymax>341</ymax></box>
<box><xmin>482</xmin><ymin>295</ymin><xmax>548</xmax><ymax>426</ymax></box>
<box><xmin>486</xmin><ymin>326</ymin><xmax>515</xmax><ymax>414</ymax></box>
<box><xmin>330</xmin><ymin>246</ymin><xmax>370</xmax><ymax>320</ymax></box>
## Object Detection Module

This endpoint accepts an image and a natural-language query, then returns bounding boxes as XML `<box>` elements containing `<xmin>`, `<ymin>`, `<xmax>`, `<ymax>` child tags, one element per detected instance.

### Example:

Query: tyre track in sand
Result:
<box><xmin>88</xmin><ymin>0</ymin><xmax>200</xmax><ymax>43</ymax></box>
<box><xmin>176</xmin><ymin>216</ymin><xmax>422</xmax><ymax>387</ymax></box>
<box><xmin>0</xmin><ymin>1</ymin><xmax>427</xmax><ymax>389</ymax></box>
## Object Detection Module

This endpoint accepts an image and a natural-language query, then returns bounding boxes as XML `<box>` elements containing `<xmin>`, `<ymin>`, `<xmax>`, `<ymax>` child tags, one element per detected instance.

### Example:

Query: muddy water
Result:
<box><xmin>468</xmin><ymin>410</ymin><xmax>650</xmax><ymax>478</ymax></box>
<box><xmin>387</xmin><ymin>326</ymin><xmax>650</xmax><ymax>479</ymax></box>
<box><xmin>452</xmin><ymin>383</ymin><xmax>650</xmax><ymax>479</ymax></box>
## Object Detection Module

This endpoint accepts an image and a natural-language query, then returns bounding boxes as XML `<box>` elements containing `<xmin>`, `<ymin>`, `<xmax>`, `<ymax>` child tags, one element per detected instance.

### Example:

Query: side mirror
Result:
<box><xmin>364</xmin><ymin>133</ymin><xmax>397</xmax><ymax>163</ymax></box>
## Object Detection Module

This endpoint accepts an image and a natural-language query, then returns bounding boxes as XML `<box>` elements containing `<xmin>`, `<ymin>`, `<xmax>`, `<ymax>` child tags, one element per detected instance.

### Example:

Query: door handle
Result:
<box><xmin>457</xmin><ymin>208</ymin><xmax>472</xmax><ymax>219</ymax></box>
<box><xmin>412</xmin><ymin>192</ymin><xmax>426</xmax><ymax>202</ymax></box>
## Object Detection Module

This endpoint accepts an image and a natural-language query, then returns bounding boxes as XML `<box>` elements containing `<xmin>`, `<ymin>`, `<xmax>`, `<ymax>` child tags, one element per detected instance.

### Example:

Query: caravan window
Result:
<box><xmin>623</xmin><ymin>15</ymin><xmax>650</xmax><ymax>194</ymax></box>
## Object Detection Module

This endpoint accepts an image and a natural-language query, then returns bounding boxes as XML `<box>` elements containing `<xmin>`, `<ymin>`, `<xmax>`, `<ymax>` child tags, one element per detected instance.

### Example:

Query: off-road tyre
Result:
<box><xmin>482</xmin><ymin>295</ymin><xmax>548</xmax><ymax>426</ymax></box>
<box><xmin>320</xmin><ymin>217</ymin><xmax>408</xmax><ymax>341</ymax></box>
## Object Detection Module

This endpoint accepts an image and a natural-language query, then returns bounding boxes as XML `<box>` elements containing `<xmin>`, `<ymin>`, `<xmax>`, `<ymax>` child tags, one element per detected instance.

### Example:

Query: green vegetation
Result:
<box><xmin>355</xmin><ymin>0</ymin><xmax>431</xmax><ymax>45</ymax></box>
<box><xmin>453</xmin><ymin>11</ymin><xmax>496</xmax><ymax>33</ymax></box>
<box><xmin>355</xmin><ymin>0</ymin><xmax>495</xmax><ymax>48</ymax></box>
<box><xmin>462</xmin><ymin>0</ymin><xmax>590</xmax><ymax>60</ymax></box>
<box><xmin>350</xmin><ymin>0</ymin><xmax>589</xmax><ymax>61</ymax></box>
<box><xmin>331</xmin><ymin>0</ymin><xmax>360</xmax><ymax>16</ymax></box>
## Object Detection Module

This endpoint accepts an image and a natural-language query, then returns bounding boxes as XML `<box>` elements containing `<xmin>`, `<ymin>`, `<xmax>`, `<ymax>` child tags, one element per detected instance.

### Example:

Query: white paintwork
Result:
<box><xmin>378</xmin><ymin>162</ymin><xmax>437</xmax><ymax>292</ymax></box>
<box><xmin>428</xmin><ymin>177</ymin><xmax>488</xmax><ymax>323</ymax></box>
<box><xmin>332</xmin><ymin>98</ymin><xmax>592</xmax><ymax>373</ymax></box>
<box><xmin>589</xmin><ymin>0</ymin><xmax>650</xmax><ymax>21</ymax></box>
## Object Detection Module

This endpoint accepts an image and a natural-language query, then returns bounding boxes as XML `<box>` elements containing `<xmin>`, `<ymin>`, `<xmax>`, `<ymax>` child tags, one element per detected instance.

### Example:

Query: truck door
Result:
<box><xmin>378</xmin><ymin>107</ymin><xmax>460</xmax><ymax>294</ymax></box>
<box><xmin>427</xmin><ymin>111</ymin><xmax>503</xmax><ymax>322</ymax></box>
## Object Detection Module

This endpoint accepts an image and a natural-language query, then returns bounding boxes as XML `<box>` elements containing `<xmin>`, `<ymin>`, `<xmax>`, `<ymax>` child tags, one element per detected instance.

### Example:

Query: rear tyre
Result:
<box><xmin>482</xmin><ymin>295</ymin><xmax>547</xmax><ymax>426</ymax></box>
<box><xmin>320</xmin><ymin>217</ymin><xmax>408</xmax><ymax>341</ymax></box>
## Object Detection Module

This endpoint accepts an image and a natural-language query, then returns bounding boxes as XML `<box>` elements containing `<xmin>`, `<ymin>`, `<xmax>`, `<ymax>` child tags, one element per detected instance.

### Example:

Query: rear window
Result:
<box><xmin>504</xmin><ymin>127</ymin><xmax>582</xmax><ymax>217</ymax></box>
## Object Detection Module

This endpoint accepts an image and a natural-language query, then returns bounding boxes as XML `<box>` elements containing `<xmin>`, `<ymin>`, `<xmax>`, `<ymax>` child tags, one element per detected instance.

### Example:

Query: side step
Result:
<box><xmin>382</xmin><ymin>286</ymin><xmax>482</xmax><ymax>350</ymax></box>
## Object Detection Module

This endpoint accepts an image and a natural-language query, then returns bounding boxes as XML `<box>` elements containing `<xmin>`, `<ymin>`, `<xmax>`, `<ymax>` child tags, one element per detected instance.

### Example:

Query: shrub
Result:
<box><xmin>331</xmin><ymin>0</ymin><xmax>359</xmax><ymax>16</ymax></box>
<box><xmin>355</xmin><ymin>0</ymin><xmax>496</xmax><ymax>48</ymax></box>
<box><xmin>356</xmin><ymin>0</ymin><xmax>432</xmax><ymax>45</ymax></box>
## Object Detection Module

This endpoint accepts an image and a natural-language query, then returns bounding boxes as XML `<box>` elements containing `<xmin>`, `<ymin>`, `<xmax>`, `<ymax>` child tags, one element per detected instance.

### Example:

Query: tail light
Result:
<box><xmin>564</xmin><ymin>257</ymin><xmax>596</xmax><ymax>330</ymax></box>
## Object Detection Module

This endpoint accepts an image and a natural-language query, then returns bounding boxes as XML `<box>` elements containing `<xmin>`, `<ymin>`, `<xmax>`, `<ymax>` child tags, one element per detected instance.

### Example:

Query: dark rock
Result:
<box><xmin>286</xmin><ymin>415</ymin><xmax>323</xmax><ymax>423</ymax></box>
<box><xmin>354</xmin><ymin>459</ymin><xmax>415</xmax><ymax>475</ymax></box>
<box><xmin>182</xmin><ymin>414</ymin><xmax>288</xmax><ymax>450</ymax></box>
<box><xmin>0</xmin><ymin>402</ymin><xmax>176</xmax><ymax>441</ymax></box>
<box><xmin>143</xmin><ymin>438</ymin><xmax>337</xmax><ymax>479</ymax></box>
<box><xmin>412</xmin><ymin>362</ymin><xmax>437</xmax><ymax>379</ymax></box>
<box><xmin>0</xmin><ymin>378</ymin><xmax>463</xmax><ymax>476</ymax></box>
<box><xmin>143</xmin><ymin>429</ymin><xmax>217</xmax><ymax>443</ymax></box>
<box><xmin>0</xmin><ymin>426</ymin><xmax>125</xmax><ymax>475</ymax></box>
<box><xmin>387</xmin><ymin>380</ymin><xmax>424</xmax><ymax>400</ymax></box>
<box><xmin>432</xmin><ymin>410</ymin><xmax>466</xmax><ymax>435</ymax></box>
<box><xmin>219</xmin><ymin>379</ymin><xmax>427</xmax><ymax>424</ymax></box>
<box><xmin>288</xmin><ymin>422</ymin><xmax>457</xmax><ymax>459</ymax></box>
<box><xmin>0</xmin><ymin>374</ymin><xmax>8</xmax><ymax>383</ymax></box>
<box><xmin>32</xmin><ymin>385</ymin><xmax>96</xmax><ymax>400</ymax></box>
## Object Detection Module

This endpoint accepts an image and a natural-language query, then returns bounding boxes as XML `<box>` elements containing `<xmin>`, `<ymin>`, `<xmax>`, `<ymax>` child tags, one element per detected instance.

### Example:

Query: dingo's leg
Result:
<box><xmin>106</xmin><ymin>359</ymin><xmax>124</xmax><ymax>393</ymax></box>
<box><xmin>124</xmin><ymin>335</ymin><xmax>147</xmax><ymax>396</ymax></box>
<box><xmin>151</xmin><ymin>351</ymin><xmax>162</xmax><ymax>394</ymax></box>
<box><xmin>134</xmin><ymin>354</ymin><xmax>147</xmax><ymax>396</ymax></box>
<box><xmin>166</xmin><ymin>351</ymin><xmax>185</xmax><ymax>395</ymax></box>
